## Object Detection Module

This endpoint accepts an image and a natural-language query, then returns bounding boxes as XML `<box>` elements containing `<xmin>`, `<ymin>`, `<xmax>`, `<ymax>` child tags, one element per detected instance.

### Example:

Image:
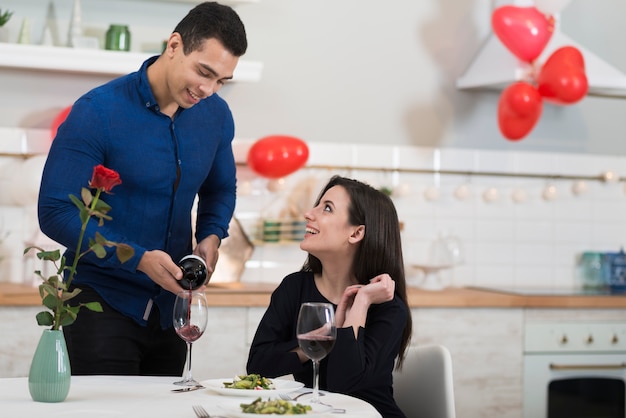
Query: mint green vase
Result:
<box><xmin>28</xmin><ymin>329</ymin><xmax>71</xmax><ymax>402</ymax></box>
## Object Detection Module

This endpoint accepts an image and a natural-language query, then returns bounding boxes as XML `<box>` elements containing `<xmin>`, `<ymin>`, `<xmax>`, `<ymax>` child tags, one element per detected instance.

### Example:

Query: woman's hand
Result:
<box><xmin>341</xmin><ymin>274</ymin><xmax>396</xmax><ymax>337</ymax></box>
<box><xmin>335</xmin><ymin>285</ymin><xmax>361</xmax><ymax>327</ymax></box>
<box><xmin>357</xmin><ymin>274</ymin><xmax>395</xmax><ymax>305</ymax></box>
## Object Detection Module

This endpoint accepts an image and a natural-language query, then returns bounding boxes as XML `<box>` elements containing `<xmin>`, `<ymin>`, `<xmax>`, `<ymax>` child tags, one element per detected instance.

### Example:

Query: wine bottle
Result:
<box><xmin>178</xmin><ymin>255</ymin><xmax>208</xmax><ymax>290</ymax></box>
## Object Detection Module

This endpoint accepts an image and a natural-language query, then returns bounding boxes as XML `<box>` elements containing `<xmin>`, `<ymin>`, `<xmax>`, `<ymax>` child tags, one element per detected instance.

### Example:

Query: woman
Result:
<box><xmin>247</xmin><ymin>176</ymin><xmax>412</xmax><ymax>418</ymax></box>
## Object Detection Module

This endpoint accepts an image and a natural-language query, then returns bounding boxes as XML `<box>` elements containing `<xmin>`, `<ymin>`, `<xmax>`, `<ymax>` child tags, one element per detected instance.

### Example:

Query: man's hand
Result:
<box><xmin>137</xmin><ymin>249</ymin><xmax>183</xmax><ymax>294</ymax></box>
<box><xmin>193</xmin><ymin>234</ymin><xmax>220</xmax><ymax>283</ymax></box>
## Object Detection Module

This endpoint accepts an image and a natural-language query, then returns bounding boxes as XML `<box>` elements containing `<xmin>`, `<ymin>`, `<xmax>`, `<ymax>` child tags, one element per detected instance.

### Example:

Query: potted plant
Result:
<box><xmin>0</xmin><ymin>9</ymin><xmax>13</xmax><ymax>42</ymax></box>
<box><xmin>24</xmin><ymin>164</ymin><xmax>134</xmax><ymax>402</ymax></box>
<box><xmin>0</xmin><ymin>9</ymin><xmax>12</xmax><ymax>27</ymax></box>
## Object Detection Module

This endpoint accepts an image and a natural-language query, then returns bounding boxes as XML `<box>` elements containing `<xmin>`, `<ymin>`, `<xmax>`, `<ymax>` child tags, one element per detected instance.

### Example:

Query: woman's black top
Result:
<box><xmin>247</xmin><ymin>271</ymin><xmax>408</xmax><ymax>418</ymax></box>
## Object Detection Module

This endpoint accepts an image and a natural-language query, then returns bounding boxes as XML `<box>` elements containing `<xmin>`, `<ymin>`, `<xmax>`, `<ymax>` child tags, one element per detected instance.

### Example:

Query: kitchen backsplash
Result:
<box><xmin>2</xmin><ymin>139</ymin><xmax>626</xmax><ymax>290</ymax></box>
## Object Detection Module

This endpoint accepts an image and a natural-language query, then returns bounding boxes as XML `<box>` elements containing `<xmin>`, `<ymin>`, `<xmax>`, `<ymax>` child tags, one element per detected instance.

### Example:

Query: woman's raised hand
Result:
<box><xmin>359</xmin><ymin>274</ymin><xmax>395</xmax><ymax>305</ymax></box>
<box><xmin>335</xmin><ymin>285</ymin><xmax>361</xmax><ymax>327</ymax></box>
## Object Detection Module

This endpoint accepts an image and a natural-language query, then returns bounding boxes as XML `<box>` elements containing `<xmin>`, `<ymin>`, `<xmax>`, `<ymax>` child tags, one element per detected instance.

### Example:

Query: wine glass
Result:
<box><xmin>296</xmin><ymin>302</ymin><xmax>337</xmax><ymax>403</ymax></box>
<box><xmin>172</xmin><ymin>290</ymin><xmax>209</xmax><ymax>386</ymax></box>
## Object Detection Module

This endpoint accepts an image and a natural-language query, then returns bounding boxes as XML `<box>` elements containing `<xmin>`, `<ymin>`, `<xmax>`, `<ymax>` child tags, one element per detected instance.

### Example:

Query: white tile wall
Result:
<box><xmin>234</xmin><ymin>142</ymin><xmax>626</xmax><ymax>290</ymax></box>
<box><xmin>3</xmin><ymin>141</ymin><xmax>626</xmax><ymax>291</ymax></box>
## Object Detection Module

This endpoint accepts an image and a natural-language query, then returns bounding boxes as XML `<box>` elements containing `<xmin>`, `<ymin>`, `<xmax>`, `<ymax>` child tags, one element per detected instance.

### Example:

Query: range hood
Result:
<box><xmin>457</xmin><ymin>11</ymin><xmax>626</xmax><ymax>98</ymax></box>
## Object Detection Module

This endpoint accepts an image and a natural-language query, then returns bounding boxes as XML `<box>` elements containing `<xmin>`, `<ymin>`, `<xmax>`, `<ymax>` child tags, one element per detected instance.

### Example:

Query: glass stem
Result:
<box><xmin>311</xmin><ymin>359</ymin><xmax>320</xmax><ymax>403</ymax></box>
<box><xmin>184</xmin><ymin>342</ymin><xmax>193</xmax><ymax>381</ymax></box>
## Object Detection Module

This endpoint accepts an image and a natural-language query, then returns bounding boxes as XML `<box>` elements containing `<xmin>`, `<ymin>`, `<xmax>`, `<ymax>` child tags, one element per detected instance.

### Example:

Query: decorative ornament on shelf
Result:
<box><xmin>490</xmin><ymin>3</ymin><xmax>588</xmax><ymax>141</ymax></box>
<box><xmin>67</xmin><ymin>0</ymin><xmax>82</xmax><ymax>47</ymax></box>
<box><xmin>25</xmin><ymin>165</ymin><xmax>134</xmax><ymax>403</ymax></box>
<box><xmin>17</xmin><ymin>17</ymin><xmax>30</xmax><ymax>44</ymax></box>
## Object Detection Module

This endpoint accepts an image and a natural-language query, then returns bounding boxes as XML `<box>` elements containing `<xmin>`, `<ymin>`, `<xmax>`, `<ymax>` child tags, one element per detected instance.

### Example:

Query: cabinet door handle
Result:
<box><xmin>550</xmin><ymin>362</ymin><xmax>626</xmax><ymax>371</ymax></box>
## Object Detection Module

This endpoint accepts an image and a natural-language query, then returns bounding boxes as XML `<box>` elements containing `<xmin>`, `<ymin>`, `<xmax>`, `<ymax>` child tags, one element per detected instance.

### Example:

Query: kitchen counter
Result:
<box><xmin>2</xmin><ymin>282</ymin><xmax>626</xmax><ymax>308</ymax></box>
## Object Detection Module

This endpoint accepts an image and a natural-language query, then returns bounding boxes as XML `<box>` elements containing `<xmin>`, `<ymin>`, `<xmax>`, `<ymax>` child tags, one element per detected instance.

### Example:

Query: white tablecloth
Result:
<box><xmin>0</xmin><ymin>375</ymin><xmax>382</xmax><ymax>418</ymax></box>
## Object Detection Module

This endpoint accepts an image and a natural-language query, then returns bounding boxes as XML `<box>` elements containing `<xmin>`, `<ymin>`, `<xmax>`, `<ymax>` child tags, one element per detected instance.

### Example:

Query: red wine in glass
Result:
<box><xmin>175</xmin><ymin>323</ymin><xmax>204</xmax><ymax>343</ymax></box>
<box><xmin>296</xmin><ymin>302</ymin><xmax>337</xmax><ymax>403</ymax></box>
<box><xmin>297</xmin><ymin>334</ymin><xmax>336</xmax><ymax>361</ymax></box>
<box><xmin>172</xmin><ymin>291</ymin><xmax>208</xmax><ymax>386</ymax></box>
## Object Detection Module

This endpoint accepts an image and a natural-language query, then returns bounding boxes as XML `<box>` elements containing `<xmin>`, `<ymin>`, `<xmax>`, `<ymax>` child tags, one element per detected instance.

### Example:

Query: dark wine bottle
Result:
<box><xmin>178</xmin><ymin>255</ymin><xmax>208</xmax><ymax>290</ymax></box>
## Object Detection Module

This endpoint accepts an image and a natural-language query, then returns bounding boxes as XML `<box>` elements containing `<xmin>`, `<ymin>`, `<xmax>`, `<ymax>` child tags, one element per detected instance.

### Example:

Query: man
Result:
<box><xmin>37</xmin><ymin>2</ymin><xmax>247</xmax><ymax>375</ymax></box>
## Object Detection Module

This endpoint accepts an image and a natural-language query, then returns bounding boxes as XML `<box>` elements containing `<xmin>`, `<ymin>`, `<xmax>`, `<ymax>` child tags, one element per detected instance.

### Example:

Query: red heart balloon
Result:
<box><xmin>537</xmin><ymin>46</ymin><xmax>588</xmax><ymax>105</ymax></box>
<box><xmin>498</xmin><ymin>82</ymin><xmax>543</xmax><ymax>141</ymax></box>
<box><xmin>247</xmin><ymin>135</ymin><xmax>309</xmax><ymax>179</ymax></box>
<box><xmin>492</xmin><ymin>6</ymin><xmax>555</xmax><ymax>63</ymax></box>
<box><xmin>50</xmin><ymin>105</ymin><xmax>72</xmax><ymax>141</ymax></box>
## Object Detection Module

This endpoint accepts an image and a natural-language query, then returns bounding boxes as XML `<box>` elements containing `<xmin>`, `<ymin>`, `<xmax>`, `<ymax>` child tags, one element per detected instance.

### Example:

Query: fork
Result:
<box><xmin>278</xmin><ymin>392</ymin><xmax>345</xmax><ymax>413</ymax></box>
<box><xmin>278</xmin><ymin>391</ymin><xmax>315</xmax><ymax>401</ymax></box>
<box><xmin>192</xmin><ymin>405</ymin><xmax>226</xmax><ymax>418</ymax></box>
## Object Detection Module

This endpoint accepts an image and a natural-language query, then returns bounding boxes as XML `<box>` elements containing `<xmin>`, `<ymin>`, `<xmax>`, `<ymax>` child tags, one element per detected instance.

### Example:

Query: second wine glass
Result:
<box><xmin>296</xmin><ymin>302</ymin><xmax>337</xmax><ymax>403</ymax></box>
<box><xmin>172</xmin><ymin>290</ymin><xmax>208</xmax><ymax>386</ymax></box>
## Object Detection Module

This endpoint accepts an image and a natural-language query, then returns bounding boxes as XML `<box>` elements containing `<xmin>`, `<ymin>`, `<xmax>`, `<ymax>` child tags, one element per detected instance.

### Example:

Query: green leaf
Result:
<box><xmin>59</xmin><ymin>255</ymin><xmax>67</xmax><ymax>271</ymax></box>
<box><xmin>35</xmin><ymin>311</ymin><xmax>54</xmax><ymax>326</ymax></box>
<box><xmin>47</xmin><ymin>275</ymin><xmax>60</xmax><ymax>288</ymax></box>
<box><xmin>91</xmin><ymin>243</ymin><xmax>106</xmax><ymax>258</ymax></box>
<box><xmin>24</xmin><ymin>245</ymin><xmax>45</xmax><ymax>255</ymax></box>
<box><xmin>93</xmin><ymin>198</ymin><xmax>112</xmax><ymax>215</ymax></box>
<box><xmin>69</xmin><ymin>193</ymin><xmax>86</xmax><ymax>211</ymax></box>
<box><xmin>62</xmin><ymin>287</ymin><xmax>82</xmax><ymax>302</ymax></box>
<box><xmin>80</xmin><ymin>187</ymin><xmax>93</xmax><ymax>207</ymax></box>
<box><xmin>35</xmin><ymin>249</ymin><xmax>61</xmax><ymax>262</ymax></box>
<box><xmin>58</xmin><ymin>306</ymin><xmax>79</xmax><ymax>327</ymax></box>
<box><xmin>116</xmin><ymin>244</ymin><xmax>135</xmax><ymax>263</ymax></box>
<box><xmin>40</xmin><ymin>282</ymin><xmax>57</xmax><ymax>299</ymax></box>
<box><xmin>42</xmin><ymin>293</ymin><xmax>58</xmax><ymax>310</ymax></box>
<box><xmin>83</xmin><ymin>301</ymin><xmax>103</xmax><ymax>312</ymax></box>
<box><xmin>94</xmin><ymin>231</ymin><xmax>107</xmax><ymax>245</ymax></box>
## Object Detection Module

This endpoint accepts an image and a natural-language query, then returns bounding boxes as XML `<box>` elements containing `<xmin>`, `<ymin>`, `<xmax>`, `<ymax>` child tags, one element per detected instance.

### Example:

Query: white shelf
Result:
<box><xmin>0</xmin><ymin>43</ymin><xmax>263</xmax><ymax>82</ymax></box>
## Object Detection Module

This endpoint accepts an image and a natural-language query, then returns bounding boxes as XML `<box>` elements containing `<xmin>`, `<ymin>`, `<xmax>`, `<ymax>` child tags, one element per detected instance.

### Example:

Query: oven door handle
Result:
<box><xmin>550</xmin><ymin>362</ymin><xmax>626</xmax><ymax>371</ymax></box>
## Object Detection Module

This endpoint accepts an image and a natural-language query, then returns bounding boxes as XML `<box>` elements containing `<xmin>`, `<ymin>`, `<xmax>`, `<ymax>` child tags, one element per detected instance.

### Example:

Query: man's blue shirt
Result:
<box><xmin>38</xmin><ymin>56</ymin><xmax>237</xmax><ymax>328</ymax></box>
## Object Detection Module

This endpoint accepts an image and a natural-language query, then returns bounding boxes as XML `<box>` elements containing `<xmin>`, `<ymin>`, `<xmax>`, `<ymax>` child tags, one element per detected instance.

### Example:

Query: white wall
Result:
<box><xmin>1</xmin><ymin>0</ymin><xmax>626</xmax><ymax>153</ymax></box>
<box><xmin>234</xmin><ymin>142</ymin><xmax>626</xmax><ymax>290</ymax></box>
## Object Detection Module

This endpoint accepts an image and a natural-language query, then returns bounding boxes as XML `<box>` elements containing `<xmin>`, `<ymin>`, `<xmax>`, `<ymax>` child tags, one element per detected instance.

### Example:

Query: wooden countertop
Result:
<box><xmin>2</xmin><ymin>282</ymin><xmax>626</xmax><ymax>309</ymax></box>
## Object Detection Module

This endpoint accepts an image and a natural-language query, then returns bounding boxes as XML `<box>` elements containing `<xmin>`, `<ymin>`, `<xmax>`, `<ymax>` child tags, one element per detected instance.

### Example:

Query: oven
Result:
<box><xmin>523</xmin><ymin>321</ymin><xmax>626</xmax><ymax>418</ymax></box>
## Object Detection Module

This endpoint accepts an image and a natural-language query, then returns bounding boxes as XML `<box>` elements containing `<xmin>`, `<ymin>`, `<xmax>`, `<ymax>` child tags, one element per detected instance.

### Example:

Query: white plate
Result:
<box><xmin>218</xmin><ymin>399</ymin><xmax>331</xmax><ymax>417</ymax></box>
<box><xmin>201</xmin><ymin>378</ymin><xmax>304</xmax><ymax>397</ymax></box>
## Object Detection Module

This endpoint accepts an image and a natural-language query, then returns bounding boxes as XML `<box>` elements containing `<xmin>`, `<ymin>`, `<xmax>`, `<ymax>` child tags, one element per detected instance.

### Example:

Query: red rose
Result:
<box><xmin>90</xmin><ymin>165</ymin><xmax>122</xmax><ymax>192</ymax></box>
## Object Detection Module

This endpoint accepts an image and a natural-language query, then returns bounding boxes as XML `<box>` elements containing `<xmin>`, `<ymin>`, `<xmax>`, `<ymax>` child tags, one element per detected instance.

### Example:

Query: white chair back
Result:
<box><xmin>393</xmin><ymin>344</ymin><xmax>456</xmax><ymax>418</ymax></box>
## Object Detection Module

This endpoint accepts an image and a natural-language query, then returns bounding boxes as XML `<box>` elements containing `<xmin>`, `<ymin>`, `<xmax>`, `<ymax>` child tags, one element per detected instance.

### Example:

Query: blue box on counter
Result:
<box><xmin>606</xmin><ymin>250</ymin><xmax>626</xmax><ymax>294</ymax></box>
<box><xmin>578</xmin><ymin>249</ymin><xmax>626</xmax><ymax>294</ymax></box>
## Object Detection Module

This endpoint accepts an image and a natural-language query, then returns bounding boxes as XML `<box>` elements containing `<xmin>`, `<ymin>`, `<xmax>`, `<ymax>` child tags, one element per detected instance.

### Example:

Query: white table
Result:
<box><xmin>0</xmin><ymin>375</ymin><xmax>382</xmax><ymax>417</ymax></box>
